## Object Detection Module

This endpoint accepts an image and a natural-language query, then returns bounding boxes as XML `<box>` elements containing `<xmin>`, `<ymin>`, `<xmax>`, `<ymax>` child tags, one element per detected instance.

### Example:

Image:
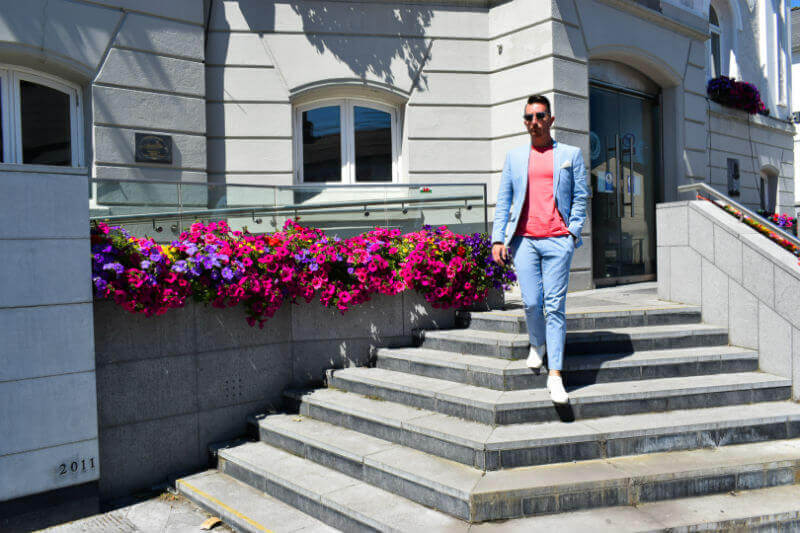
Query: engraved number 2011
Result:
<box><xmin>58</xmin><ymin>458</ymin><xmax>95</xmax><ymax>476</ymax></box>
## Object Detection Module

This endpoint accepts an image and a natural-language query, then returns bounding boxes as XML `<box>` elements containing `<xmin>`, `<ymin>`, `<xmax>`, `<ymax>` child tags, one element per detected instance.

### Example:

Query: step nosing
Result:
<box><xmin>472</xmin><ymin>440</ymin><xmax>800</xmax><ymax>497</ymax></box>
<box><xmin>332</xmin><ymin>371</ymin><xmax>790</xmax><ymax>405</ymax></box>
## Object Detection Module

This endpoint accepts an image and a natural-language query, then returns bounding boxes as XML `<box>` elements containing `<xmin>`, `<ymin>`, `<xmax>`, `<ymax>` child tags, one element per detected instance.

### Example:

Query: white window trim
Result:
<box><xmin>777</xmin><ymin>0</ymin><xmax>789</xmax><ymax>107</ymax></box>
<box><xmin>0</xmin><ymin>74</ymin><xmax>10</xmax><ymax>164</ymax></box>
<box><xmin>294</xmin><ymin>97</ymin><xmax>399</xmax><ymax>184</ymax></box>
<box><xmin>0</xmin><ymin>64</ymin><xmax>83</xmax><ymax>167</ymax></box>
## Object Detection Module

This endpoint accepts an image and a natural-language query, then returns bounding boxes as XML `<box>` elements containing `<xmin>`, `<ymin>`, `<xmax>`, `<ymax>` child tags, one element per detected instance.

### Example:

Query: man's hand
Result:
<box><xmin>492</xmin><ymin>243</ymin><xmax>509</xmax><ymax>266</ymax></box>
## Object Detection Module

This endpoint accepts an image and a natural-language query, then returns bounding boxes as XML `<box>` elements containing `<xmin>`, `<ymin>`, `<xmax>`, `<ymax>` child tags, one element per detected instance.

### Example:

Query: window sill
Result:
<box><xmin>0</xmin><ymin>163</ymin><xmax>88</xmax><ymax>175</ymax></box>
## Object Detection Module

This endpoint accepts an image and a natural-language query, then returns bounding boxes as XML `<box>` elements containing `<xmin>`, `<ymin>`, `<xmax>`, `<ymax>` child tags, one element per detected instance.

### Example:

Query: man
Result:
<box><xmin>491</xmin><ymin>94</ymin><xmax>589</xmax><ymax>404</ymax></box>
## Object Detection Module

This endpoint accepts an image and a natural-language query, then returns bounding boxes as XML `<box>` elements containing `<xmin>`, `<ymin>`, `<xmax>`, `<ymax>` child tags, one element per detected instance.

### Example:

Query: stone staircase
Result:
<box><xmin>177</xmin><ymin>290</ymin><xmax>800</xmax><ymax>531</ymax></box>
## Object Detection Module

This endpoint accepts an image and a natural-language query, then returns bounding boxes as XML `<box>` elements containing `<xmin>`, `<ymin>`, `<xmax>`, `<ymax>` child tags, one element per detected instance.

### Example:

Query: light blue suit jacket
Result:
<box><xmin>491</xmin><ymin>141</ymin><xmax>590</xmax><ymax>248</ymax></box>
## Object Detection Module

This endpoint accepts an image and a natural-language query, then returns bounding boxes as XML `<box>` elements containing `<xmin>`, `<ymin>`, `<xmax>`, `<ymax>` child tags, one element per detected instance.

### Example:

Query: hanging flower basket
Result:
<box><xmin>706</xmin><ymin>76</ymin><xmax>767</xmax><ymax>115</ymax></box>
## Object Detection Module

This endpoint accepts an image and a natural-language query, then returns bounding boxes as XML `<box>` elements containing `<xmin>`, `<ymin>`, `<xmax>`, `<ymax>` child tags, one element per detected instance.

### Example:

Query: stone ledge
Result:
<box><xmin>708</xmin><ymin>101</ymin><xmax>795</xmax><ymax>134</ymax></box>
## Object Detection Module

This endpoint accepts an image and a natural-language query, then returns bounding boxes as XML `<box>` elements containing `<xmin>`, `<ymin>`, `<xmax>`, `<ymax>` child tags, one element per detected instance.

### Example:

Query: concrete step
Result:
<box><xmin>215</xmin><ymin>436</ymin><xmax>800</xmax><ymax>523</ymax></box>
<box><xmin>176</xmin><ymin>470</ymin><xmax>338</xmax><ymax>533</ymax></box>
<box><xmin>466</xmin><ymin>484</ymin><xmax>800</xmax><ymax>531</ymax></box>
<box><xmin>375</xmin><ymin>345</ymin><xmax>759</xmax><ymax>390</ymax></box>
<box><xmin>326</xmin><ymin>367</ymin><xmax>791</xmax><ymax>424</ymax></box>
<box><xmin>457</xmin><ymin>305</ymin><xmax>702</xmax><ymax>334</ymax></box>
<box><xmin>418</xmin><ymin>323</ymin><xmax>729</xmax><ymax>359</ymax></box>
<box><xmin>178</xmin><ymin>463</ymin><xmax>800</xmax><ymax>532</ymax></box>
<box><xmin>291</xmin><ymin>387</ymin><xmax>800</xmax><ymax>469</ymax></box>
<box><xmin>215</xmin><ymin>442</ymin><xmax>470</xmax><ymax>531</ymax></box>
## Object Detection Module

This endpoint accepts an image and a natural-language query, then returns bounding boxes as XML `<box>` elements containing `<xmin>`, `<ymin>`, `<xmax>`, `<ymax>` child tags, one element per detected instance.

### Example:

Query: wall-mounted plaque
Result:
<box><xmin>135</xmin><ymin>133</ymin><xmax>172</xmax><ymax>164</ymax></box>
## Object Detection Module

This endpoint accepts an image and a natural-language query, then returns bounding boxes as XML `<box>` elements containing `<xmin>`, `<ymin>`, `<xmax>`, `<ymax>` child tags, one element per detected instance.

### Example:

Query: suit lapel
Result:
<box><xmin>552</xmin><ymin>141</ymin><xmax>561</xmax><ymax>200</ymax></box>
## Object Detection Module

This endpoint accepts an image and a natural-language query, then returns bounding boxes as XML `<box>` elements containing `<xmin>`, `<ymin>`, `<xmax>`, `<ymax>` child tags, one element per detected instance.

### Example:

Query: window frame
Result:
<box><xmin>0</xmin><ymin>73</ymin><xmax>10</xmax><ymax>164</ymax></box>
<box><xmin>708</xmin><ymin>6</ymin><xmax>722</xmax><ymax>79</ymax></box>
<box><xmin>0</xmin><ymin>64</ymin><xmax>83</xmax><ymax>167</ymax></box>
<box><xmin>294</xmin><ymin>97</ymin><xmax>399</xmax><ymax>184</ymax></box>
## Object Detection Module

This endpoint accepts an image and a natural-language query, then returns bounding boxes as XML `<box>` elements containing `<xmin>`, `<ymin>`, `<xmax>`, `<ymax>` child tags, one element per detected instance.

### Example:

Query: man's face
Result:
<box><xmin>524</xmin><ymin>102</ymin><xmax>554</xmax><ymax>140</ymax></box>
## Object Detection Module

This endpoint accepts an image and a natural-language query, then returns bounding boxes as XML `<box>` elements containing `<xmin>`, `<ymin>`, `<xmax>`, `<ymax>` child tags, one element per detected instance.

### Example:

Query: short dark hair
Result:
<box><xmin>526</xmin><ymin>94</ymin><xmax>551</xmax><ymax>115</ymax></box>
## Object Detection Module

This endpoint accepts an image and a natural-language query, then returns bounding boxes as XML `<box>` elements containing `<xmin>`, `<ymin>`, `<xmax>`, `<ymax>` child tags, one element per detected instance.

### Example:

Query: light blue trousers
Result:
<box><xmin>510</xmin><ymin>235</ymin><xmax>575</xmax><ymax>371</ymax></box>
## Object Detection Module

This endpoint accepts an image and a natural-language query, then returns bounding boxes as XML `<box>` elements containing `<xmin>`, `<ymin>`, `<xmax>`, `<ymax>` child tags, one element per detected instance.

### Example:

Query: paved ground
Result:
<box><xmin>506</xmin><ymin>280</ymin><xmax>679</xmax><ymax>314</ymax></box>
<box><xmin>39</xmin><ymin>491</ymin><xmax>235</xmax><ymax>533</ymax></box>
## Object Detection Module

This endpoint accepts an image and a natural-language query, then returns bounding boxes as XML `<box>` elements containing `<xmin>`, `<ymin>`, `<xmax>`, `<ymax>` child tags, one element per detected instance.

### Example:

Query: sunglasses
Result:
<box><xmin>523</xmin><ymin>112</ymin><xmax>549</xmax><ymax>121</ymax></box>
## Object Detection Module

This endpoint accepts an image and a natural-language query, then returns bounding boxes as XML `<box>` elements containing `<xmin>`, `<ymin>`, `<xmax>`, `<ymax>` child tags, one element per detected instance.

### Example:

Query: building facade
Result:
<box><xmin>0</xmin><ymin>0</ymin><xmax>795</xmax><ymax>513</ymax></box>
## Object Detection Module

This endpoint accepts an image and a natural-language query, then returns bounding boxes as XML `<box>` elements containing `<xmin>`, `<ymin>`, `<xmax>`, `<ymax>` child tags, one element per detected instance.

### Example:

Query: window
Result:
<box><xmin>760</xmin><ymin>169</ymin><xmax>778</xmax><ymax>213</ymax></box>
<box><xmin>294</xmin><ymin>99</ymin><xmax>398</xmax><ymax>183</ymax></box>
<box><xmin>709</xmin><ymin>6</ymin><xmax>721</xmax><ymax>78</ymax></box>
<box><xmin>0</xmin><ymin>66</ymin><xmax>83</xmax><ymax>167</ymax></box>
<box><xmin>726</xmin><ymin>158</ymin><xmax>739</xmax><ymax>197</ymax></box>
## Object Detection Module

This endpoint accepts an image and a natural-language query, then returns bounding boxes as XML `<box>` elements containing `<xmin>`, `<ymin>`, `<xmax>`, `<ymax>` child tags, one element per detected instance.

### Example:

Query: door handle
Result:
<box><xmin>615</xmin><ymin>134</ymin><xmax>622</xmax><ymax>219</ymax></box>
<box><xmin>627</xmin><ymin>143</ymin><xmax>634</xmax><ymax>218</ymax></box>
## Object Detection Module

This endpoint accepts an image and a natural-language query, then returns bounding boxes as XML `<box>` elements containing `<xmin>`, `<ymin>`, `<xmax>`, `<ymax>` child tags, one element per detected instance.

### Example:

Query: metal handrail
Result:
<box><xmin>88</xmin><ymin>178</ymin><xmax>486</xmax><ymax>190</ymax></box>
<box><xmin>677</xmin><ymin>183</ymin><xmax>800</xmax><ymax>249</ymax></box>
<box><xmin>91</xmin><ymin>195</ymin><xmax>482</xmax><ymax>222</ymax></box>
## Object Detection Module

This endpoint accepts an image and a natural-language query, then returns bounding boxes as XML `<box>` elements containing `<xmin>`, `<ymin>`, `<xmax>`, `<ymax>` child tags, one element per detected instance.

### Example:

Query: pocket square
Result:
<box><xmin>560</xmin><ymin>161</ymin><xmax>572</xmax><ymax>169</ymax></box>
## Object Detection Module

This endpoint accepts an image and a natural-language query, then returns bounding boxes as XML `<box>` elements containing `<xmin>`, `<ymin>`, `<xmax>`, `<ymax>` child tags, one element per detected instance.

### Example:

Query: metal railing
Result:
<box><xmin>677</xmin><ymin>182</ymin><xmax>800</xmax><ymax>250</ymax></box>
<box><xmin>89</xmin><ymin>178</ymin><xmax>489</xmax><ymax>237</ymax></box>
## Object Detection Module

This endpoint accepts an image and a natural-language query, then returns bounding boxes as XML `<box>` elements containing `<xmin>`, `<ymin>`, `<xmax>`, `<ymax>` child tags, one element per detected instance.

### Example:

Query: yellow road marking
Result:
<box><xmin>178</xmin><ymin>479</ymin><xmax>274</xmax><ymax>533</ymax></box>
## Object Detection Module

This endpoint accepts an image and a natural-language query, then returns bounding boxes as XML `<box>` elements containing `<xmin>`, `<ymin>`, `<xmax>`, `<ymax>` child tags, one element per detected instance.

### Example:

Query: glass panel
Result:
<box><xmin>618</xmin><ymin>91</ymin><xmax>658</xmax><ymax>279</ymax></box>
<box><xmin>20</xmin><ymin>80</ymin><xmax>71</xmax><ymax>165</ymax></box>
<box><xmin>709</xmin><ymin>5</ymin><xmax>719</xmax><ymax>25</ymax></box>
<box><xmin>590</xmin><ymin>85</ymin><xmax>659</xmax><ymax>285</ymax></box>
<box><xmin>354</xmin><ymin>106</ymin><xmax>392</xmax><ymax>182</ymax></box>
<box><xmin>710</xmin><ymin>32</ymin><xmax>721</xmax><ymax>78</ymax></box>
<box><xmin>302</xmin><ymin>106</ymin><xmax>341</xmax><ymax>182</ymax></box>
<box><xmin>589</xmin><ymin>87</ymin><xmax>622</xmax><ymax>282</ymax></box>
<box><xmin>90</xmin><ymin>179</ymin><xmax>488</xmax><ymax>241</ymax></box>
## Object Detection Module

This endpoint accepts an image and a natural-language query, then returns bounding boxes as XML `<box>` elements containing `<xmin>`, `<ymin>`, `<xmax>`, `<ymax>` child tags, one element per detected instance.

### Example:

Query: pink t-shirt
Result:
<box><xmin>515</xmin><ymin>144</ymin><xmax>570</xmax><ymax>238</ymax></box>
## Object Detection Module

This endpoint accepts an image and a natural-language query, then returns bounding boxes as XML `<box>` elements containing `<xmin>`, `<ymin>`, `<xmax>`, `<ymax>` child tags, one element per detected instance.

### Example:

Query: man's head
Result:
<box><xmin>524</xmin><ymin>94</ymin><xmax>554</xmax><ymax>146</ymax></box>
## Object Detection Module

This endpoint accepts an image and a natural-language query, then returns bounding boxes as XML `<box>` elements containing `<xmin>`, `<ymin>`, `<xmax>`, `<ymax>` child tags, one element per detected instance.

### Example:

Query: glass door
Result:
<box><xmin>589</xmin><ymin>84</ymin><xmax>659</xmax><ymax>286</ymax></box>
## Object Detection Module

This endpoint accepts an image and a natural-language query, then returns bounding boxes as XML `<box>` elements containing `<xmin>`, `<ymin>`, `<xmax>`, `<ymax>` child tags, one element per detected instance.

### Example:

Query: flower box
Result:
<box><xmin>706</xmin><ymin>76</ymin><xmax>767</xmax><ymax>115</ymax></box>
<box><xmin>91</xmin><ymin>220</ymin><xmax>516</xmax><ymax>325</ymax></box>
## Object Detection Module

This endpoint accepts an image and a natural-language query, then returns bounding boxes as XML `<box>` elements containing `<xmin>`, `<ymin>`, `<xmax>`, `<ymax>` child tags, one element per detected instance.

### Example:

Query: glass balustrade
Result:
<box><xmin>89</xmin><ymin>179</ymin><xmax>488</xmax><ymax>240</ymax></box>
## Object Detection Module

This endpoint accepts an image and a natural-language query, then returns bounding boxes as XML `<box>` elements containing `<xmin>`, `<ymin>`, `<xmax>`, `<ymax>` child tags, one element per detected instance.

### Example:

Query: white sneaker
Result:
<box><xmin>547</xmin><ymin>374</ymin><xmax>569</xmax><ymax>404</ymax></box>
<box><xmin>526</xmin><ymin>343</ymin><xmax>546</xmax><ymax>370</ymax></box>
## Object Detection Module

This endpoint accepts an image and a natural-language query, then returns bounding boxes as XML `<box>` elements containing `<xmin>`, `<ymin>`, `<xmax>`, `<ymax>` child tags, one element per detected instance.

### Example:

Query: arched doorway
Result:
<box><xmin>589</xmin><ymin>60</ymin><xmax>662</xmax><ymax>286</ymax></box>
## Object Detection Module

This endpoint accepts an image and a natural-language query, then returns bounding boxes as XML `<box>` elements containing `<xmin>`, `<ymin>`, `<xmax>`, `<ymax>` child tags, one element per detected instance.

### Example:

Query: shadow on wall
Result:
<box><xmin>287</xmin><ymin>2</ymin><xmax>432</xmax><ymax>89</ymax></box>
<box><xmin>207</xmin><ymin>1</ymin><xmax>434</xmax><ymax>199</ymax></box>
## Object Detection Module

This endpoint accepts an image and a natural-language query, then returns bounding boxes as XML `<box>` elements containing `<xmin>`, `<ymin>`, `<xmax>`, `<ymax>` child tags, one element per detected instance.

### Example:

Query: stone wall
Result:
<box><xmin>93</xmin><ymin>292</ymin><xmax>458</xmax><ymax>499</ymax></box>
<box><xmin>91</xmin><ymin>1</ymin><xmax>207</xmax><ymax>185</ymax></box>
<box><xmin>0</xmin><ymin>168</ymin><xmax>96</xmax><ymax>503</ymax></box>
<box><xmin>657</xmin><ymin>200</ymin><xmax>799</xmax><ymax>400</ymax></box>
<box><xmin>206</xmin><ymin>1</ymin><xmax>490</xmax><ymax>188</ymax></box>
<box><xmin>706</xmin><ymin>102</ymin><xmax>795</xmax><ymax>215</ymax></box>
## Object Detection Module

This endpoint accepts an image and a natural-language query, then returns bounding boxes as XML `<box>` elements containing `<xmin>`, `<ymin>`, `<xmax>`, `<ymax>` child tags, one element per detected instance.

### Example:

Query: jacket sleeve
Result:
<box><xmin>491</xmin><ymin>152</ymin><xmax>513</xmax><ymax>244</ymax></box>
<box><xmin>567</xmin><ymin>147</ymin><xmax>589</xmax><ymax>244</ymax></box>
